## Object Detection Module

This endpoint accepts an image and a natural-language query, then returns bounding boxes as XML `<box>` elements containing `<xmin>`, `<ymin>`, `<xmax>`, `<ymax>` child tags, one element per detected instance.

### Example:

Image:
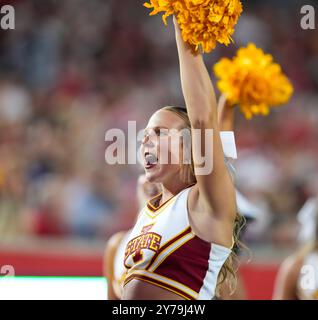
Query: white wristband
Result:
<box><xmin>220</xmin><ymin>131</ymin><xmax>237</xmax><ymax>159</ymax></box>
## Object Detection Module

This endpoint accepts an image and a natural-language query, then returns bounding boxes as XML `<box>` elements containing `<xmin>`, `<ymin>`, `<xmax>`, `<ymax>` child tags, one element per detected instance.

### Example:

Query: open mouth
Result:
<box><xmin>144</xmin><ymin>152</ymin><xmax>158</xmax><ymax>169</ymax></box>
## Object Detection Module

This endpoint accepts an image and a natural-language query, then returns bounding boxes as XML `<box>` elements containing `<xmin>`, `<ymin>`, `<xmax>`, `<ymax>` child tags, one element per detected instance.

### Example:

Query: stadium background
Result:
<box><xmin>0</xmin><ymin>0</ymin><xmax>317</xmax><ymax>299</ymax></box>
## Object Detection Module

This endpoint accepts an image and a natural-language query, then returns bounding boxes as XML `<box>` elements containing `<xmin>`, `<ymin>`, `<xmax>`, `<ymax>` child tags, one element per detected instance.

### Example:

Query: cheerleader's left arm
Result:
<box><xmin>174</xmin><ymin>17</ymin><xmax>236</xmax><ymax>224</ymax></box>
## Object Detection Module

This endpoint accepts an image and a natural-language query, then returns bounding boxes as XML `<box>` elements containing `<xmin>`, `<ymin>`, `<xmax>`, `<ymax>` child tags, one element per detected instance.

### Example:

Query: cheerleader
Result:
<box><xmin>119</xmin><ymin>17</ymin><xmax>241</xmax><ymax>300</ymax></box>
<box><xmin>273</xmin><ymin>197</ymin><xmax>318</xmax><ymax>300</ymax></box>
<box><xmin>104</xmin><ymin>79</ymin><xmax>260</xmax><ymax>301</ymax></box>
<box><xmin>104</xmin><ymin>132</ymin><xmax>239</xmax><ymax>300</ymax></box>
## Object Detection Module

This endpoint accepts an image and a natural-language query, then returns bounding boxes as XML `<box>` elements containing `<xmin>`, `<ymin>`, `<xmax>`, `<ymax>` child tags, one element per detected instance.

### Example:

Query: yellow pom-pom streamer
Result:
<box><xmin>214</xmin><ymin>43</ymin><xmax>294</xmax><ymax>119</ymax></box>
<box><xmin>143</xmin><ymin>0</ymin><xmax>243</xmax><ymax>53</ymax></box>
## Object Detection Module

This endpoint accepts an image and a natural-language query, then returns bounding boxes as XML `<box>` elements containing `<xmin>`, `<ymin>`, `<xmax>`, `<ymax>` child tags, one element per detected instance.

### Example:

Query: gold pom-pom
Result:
<box><xmin>214</xmin><ymin>43</ymin><xmax>294</xmax><ymax>119</ymax></box>
<box><xmin>143</xmin><ymin>0</ymin><xmax>243</xmax><ymax>53</ymax></box>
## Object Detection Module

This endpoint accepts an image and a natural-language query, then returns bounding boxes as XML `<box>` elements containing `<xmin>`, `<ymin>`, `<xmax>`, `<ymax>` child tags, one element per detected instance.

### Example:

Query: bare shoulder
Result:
<box><xmin>279</xmin><ymin>253</ymin><xmax>304</xmax><ymax>278</ymax></box>
<box><xmin>104</xmin><ymin>231</ymin><xmax>128</xmax><ymax>278</ymax></box>
<box><xmin>273</xmin><ymin>252</ymin><xmax>305</xmax><ymax>299</ymax></box>
<box><xmin>104</xmin><ymin>231</ymin><xmax>127</xmax><ymax>257</ymax></box>
<box><xmin>104</xmin><ymin>231</ymin><xmax>128</xmax><ymax>300</ymax></box>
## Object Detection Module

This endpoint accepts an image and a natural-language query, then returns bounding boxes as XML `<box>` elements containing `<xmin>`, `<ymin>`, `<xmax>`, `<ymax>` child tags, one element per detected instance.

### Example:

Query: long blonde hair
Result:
<box><xmin>162</xmin><ymin>106</ymin><xmax>246</xmax><ymax>296</ymax></box>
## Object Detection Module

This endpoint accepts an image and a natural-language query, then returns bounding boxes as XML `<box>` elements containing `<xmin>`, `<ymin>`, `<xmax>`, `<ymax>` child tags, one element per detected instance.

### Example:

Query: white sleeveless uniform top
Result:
<box><xmin>297</xmin><ymin>251</ymin><xmax>318</xmax><ymax>300</ymax></box>
<box><xmin>122</xmin><ymin>186</ymin><xmax>232</xmax><ymax>300</ymax></box>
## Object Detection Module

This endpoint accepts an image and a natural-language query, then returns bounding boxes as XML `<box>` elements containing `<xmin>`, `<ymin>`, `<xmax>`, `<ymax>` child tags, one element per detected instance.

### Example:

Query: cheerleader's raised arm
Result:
<box><xmin>174</xmin><ymin>16</ymin><xmax>236</xmax><ymax>248</ymax></box>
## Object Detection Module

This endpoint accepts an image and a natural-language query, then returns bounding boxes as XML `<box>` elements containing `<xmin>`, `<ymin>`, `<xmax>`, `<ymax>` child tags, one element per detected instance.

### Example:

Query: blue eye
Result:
<box><xmin>157</xmin><ymin>129</ymin><xmax>168</xmax><ymax>136</ymax></box>
<box><xmin>144</xmin><ymin>128</ymin><xmax>169</xmax><ymax>137</ymax></box>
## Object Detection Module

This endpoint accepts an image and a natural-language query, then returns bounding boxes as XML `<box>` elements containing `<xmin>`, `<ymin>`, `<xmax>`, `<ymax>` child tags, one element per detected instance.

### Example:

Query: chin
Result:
<box><xmin>144</xmin><ymin>167</ymin><xmax>163</xmax><ymax>184</ymax></box>
<box><xmin>144</xmin><ymin>172</ymin><xmax>159</xmax><ymax>183</ymax></box>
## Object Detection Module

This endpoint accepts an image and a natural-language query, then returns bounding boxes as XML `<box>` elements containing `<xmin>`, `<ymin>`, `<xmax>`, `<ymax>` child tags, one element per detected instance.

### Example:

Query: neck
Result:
<box><xmin>160</xmin><ymin>179</ymin><xmax>190</xmax><ymax>204</ymax></box>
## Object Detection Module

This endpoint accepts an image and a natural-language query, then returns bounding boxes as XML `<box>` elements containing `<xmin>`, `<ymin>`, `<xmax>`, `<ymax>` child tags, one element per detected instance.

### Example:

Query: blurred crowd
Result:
<box><xmin>0</xmin><ymin>0</ymin><xmax>317</xmax><ymax>247</ymax></box>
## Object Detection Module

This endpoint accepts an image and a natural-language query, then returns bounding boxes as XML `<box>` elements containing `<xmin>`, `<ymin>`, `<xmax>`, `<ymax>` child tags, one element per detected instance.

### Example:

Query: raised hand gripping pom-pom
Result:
<box><xmin>144</xmin><ymin>0</ymin><xmax>243</xmax><ymax>53</ymax></box>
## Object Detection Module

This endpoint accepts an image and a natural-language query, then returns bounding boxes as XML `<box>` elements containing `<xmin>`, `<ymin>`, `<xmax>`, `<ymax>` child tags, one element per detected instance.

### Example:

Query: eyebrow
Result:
<box><xmin>144</xmin><ymin>126</ymin><xmax>170</xmax><ymax>131</ymax></box>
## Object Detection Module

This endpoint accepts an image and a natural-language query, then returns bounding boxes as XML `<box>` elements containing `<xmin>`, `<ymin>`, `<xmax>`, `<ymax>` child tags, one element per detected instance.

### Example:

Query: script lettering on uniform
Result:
<box><xmin>124</xmin><ymin>224</ymin><xmax>161</xmax><ymax>264</ymax></box>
